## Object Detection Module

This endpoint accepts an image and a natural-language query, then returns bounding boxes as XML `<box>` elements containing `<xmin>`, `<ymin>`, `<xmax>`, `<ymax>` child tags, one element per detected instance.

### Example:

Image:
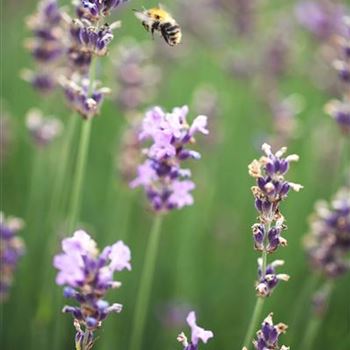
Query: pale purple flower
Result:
<box><xmin>131</xmin><ymin>105</ymin><xmax>208</xmax><ymax>212</ymax></box>
<box><xmin>168</xmin><ymin>180</ymin><xmax>196</xmax><ymax>209</ymax></box>
<box><xmin>177</xmin><ymin>311</ymin><xmax>214</xmax><ymax>349</ymax></box>
<box><xmin>53</xmin><ymin>230</ymin><xmax>131</xmax><ymax>349</ymax></box>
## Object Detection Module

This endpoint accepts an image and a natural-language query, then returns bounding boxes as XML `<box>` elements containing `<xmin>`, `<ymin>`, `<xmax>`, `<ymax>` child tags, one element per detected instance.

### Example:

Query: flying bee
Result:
<box><xmin>133</xmin><ymin>5</ymin><xmax>182</xmax><ymax>46</ymax></box>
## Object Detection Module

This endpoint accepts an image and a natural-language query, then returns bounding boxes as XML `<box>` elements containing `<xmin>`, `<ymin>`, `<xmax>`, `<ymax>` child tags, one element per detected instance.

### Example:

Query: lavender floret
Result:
<box><xmin>177</xmin><ymin>311</ymin><xmax>213</xmax><ymax>350</ymax></box>
<box><xmin>59</xmin><ymin>74</ymin><xmax>110</xmax><ymax>120</ymax></box>
<box><xmin>250</xmin><ymin>313</ymin><xmax>289</xmax><ymax>350</ymax></box>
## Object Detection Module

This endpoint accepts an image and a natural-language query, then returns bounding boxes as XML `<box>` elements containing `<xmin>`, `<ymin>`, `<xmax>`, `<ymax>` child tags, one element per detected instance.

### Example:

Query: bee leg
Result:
<box><xmin>151</xmin><ymin>22</ymin><xmax>159</xmax><ymax>39</ymax></box>
<box><xmin>142</xmin><ymin>21</ymin><xmax>149</xmax><ymax>32</ymax></box>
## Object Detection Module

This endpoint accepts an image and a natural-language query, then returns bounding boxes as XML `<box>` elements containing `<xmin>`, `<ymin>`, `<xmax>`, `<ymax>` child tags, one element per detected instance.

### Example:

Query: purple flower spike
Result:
<box><xmin>252</xmin><ymin>313</ymin><xmax>289</xmax><ymax>350</ymax></box>
<box><xmin>177</xmin><ymin>311</ymin><xmax>213</xmax><ymax>350</ymax></box>
<box><xmin>53</xmin><ymin>230</ymin><xmax>131</xmax><ymax>347</ymax></box>
<box><xmin>131</xmin><ymin>105</ymin><xmax>208</xmax><ymax>212</ymax></box>
<box><xmin>0</xmin><ymin>213</ymin><xmax>25</xmax><ymax>302</ymax></box>
<box><xmin>304</xmin><ymin>187</ymin><xmax>350</xmax><ymax>278</ymax></box>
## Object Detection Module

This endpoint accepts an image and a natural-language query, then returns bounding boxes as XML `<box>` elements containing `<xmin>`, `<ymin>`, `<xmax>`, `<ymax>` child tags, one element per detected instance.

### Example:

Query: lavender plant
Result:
<box><xmin>129</xmin><ymin>105</ymin><xmax>208</xmax><ymax>350</ymax></box>
<box><xmin>0</xmin><ymin>213</ymin><xmax>25</xmax><ymax>302</ymax></box>
<box><xmin>53</xmin><ymin>230</ymin><xmax>131</xmax><ymax>349</ymax></box>
<box><xmin>242</xmin><ymin>143</ymin><xmax>302</xmax><ymax>349</ymax></box>
<box><xmin>177</xmin><ymin>311</ymin><xmax>214</xmax><ymax>350</ymax></box>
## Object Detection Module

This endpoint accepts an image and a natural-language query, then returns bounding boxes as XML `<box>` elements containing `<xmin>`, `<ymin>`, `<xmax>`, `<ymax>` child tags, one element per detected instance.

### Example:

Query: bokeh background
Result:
<box><xmin>1</xmin><ymin>0</ymin><xmax>350</xmax><ymax>349</ymax></box>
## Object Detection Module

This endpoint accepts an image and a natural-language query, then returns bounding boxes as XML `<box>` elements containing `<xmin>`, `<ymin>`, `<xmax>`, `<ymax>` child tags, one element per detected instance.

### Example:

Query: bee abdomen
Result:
<box><xmin>161</xmin><ymin>22</ymin><xmax>181</xmax><ymax>46</ymax></box>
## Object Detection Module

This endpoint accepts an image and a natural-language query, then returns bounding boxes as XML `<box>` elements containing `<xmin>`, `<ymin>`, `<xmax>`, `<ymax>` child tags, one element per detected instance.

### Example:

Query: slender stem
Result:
<box><xmin>300</xmin><ymin>281</ymin><xmax>334</xmax><ymax>350</ymax></box>
<box><xmin>129</xmin><ymin>215</ymin><xmax>163</xmax><ymax>350</ymax></box>
<box><xmin>288</xmin><ymin>274</ymin><xmax>320</xmax><ymax>343</ymax></box>
<box><xmin>66</xmin><ymin>119</ymin><xmax>92</xmax><ymax>232</ymax></box>
<box><xmin>48</xmin><ymin>114</ymin><xmax>78</xmax><ymax>225</ymax></box>
<box><xmin>242</xmin><ymin>297</ymin><xmax>265</xmax><ymax>349</ymax></box>
<box><xmin>66</xmin><ymin>60</ymin><xmax>96</xmax><ymax>232</ymax></box>
<box><xmin>241</xmin><ymin>220</ymin><xmax>270</xmax><ymax>350</ymax></box>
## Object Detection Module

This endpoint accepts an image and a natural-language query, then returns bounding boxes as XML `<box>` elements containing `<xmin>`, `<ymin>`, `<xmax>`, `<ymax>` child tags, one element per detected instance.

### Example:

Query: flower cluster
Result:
<box><xmin>66</xmin><ymin>0</ymin><xmax>123</xmax><ymax>74</ymax></box>
<box><xmin>249</xmin><ymin>143</ymin><xmax>302</xmax><ymax>297</ymax></box>
<box><xmin>249</xmin><ymin>143</ymin><xmax>302</xmax><ymax>224</ymax></box>
<box><xmin>53</xmin><ymin>230</ymin><xmax>131</xmax><ymax>349</ymax></box>
<box><xmin>76</xmin><ymin>0</ymin><xmax>129</xmax><ymax>22</ymax></box>
<box><xmin>177</xmin><ymin>311</ymin><xmax>214</xmax><ymax>350</ymax></box>
<box><xmin>68</xmin><ymin>18</ymin><xmax>120</xmax><ymax>72</ymax></box>
<box><xmin>23</xmin><ymin>0</ymin><xmax>67</xmax><ymax>93</ymax></box>
<box><xmin>325</xmin><ymin>17</ymin><xmax>350</xmax><ymax>134</ymax></box>
<box><xmin>256</xmin><ymin>259</ymin><xmax>290</xmax><ymax>297</ymax></box>
<box><xmin>304</xmin><ymin>187</ymin><xmax>350</xmax><ymax>278</ymax></box>
<box><xmin>130</xmin><ymin>105</ymin><xmax>208</xmax><ymax>212</ymax></box>
<box><xmin>113</xmin><ymin>39</ymin><xmax>162</xmax><ymax>113</ymax></box>
<box><xmin>26</xmin><ymin>108</ymin><xmax>63</xmax><ymax>147</ymax></box>
<box><xmin>60</xmin><ymin>74</ymin><xmax>110</xmax><ymax>119</ymax></box>
<box><xmin>0</xmin><ymin>213</ymin><xmax>25</xmax><ymax>302</ymax></box>
<box><xmin>251</xmin><ymin>313</ymin><xmax>289</xmax><ymax>350</ymax></box>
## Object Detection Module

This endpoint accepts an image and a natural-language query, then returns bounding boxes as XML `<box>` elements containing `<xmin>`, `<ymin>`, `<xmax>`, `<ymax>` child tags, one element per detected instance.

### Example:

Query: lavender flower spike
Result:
<box><xmin>251</xmin><ymin>313</ymin><xmax>289</xmax><ymax>350</ymax></box>
<box><xmin>0</xmin><ymin>212</ymin><xmax>25</xmax><ymax>302</ymax></box>
<box><xmin>177</xmin><ymin>311</ymin><xmax>214</xmax><ymax>350</ymax></box>
<box><xmin>53</xmin><ymin>230</ymin><xmax>131</xmax><ymax>349</ymax></box>
<box><xmin>131</xmin><ymin>105</ymin><xmax>208</xmax><ymax>212</ymax></box>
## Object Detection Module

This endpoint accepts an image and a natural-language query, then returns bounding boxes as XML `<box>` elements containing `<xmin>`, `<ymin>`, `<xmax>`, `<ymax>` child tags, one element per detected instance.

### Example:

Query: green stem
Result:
<box><xmin>300</xmin><ymin>281</ymin><xmax>334</xmax><ymax>350</ymax></box>
<box><xmin>242</xmin><ymin>297</ymin><xmax>265</xmax><ymax>349</ymax></box>
<box><xmin>288</xmin><ymin>274</ymin><xmax>320</xmax><ymax>343</ymax></box>
<box><xmin>241</xmin><ymin>220</ymin><xmax>270</xmax><ymax>350</ymax></box>
<box><xmin>48</xmin><ymin>114</ymin><xmax>78</xmax><ymax>225</ymax></box>
<box><xmin>66</xmin><ymin>119</ymin><xmax>92</xmax><ymax>232</ymax></box>
<box><xmin>66</xmin><ymin>58</ymin><xmax>96</xmax><ymax>233</ymax></box>
<box><xmin>129</xmin><ymin>215</ymin><xmax>163</xmax><ymax>350</ymax></box>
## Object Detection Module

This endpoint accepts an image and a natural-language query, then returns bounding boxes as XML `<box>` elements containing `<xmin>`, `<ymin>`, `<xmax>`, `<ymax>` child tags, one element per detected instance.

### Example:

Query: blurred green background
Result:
<box><xmin>1</xmin><ymin>0</ymin><xmax>350</xmax><ymax>349</ymax></box>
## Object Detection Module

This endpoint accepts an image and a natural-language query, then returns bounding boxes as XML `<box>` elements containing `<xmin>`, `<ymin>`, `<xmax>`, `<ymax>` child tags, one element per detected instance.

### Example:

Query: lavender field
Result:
<box><xmin>1</xmin><ymin>1</ymin><xmax>350</xmax><ymax>350</ymax></box>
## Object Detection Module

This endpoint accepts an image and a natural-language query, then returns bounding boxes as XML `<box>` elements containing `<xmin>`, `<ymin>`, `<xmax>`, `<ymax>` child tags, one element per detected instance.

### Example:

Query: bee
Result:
<box><xmin>133</xmin><ymin>5</ymin><xmax>182</xmax><ymax>46</ymax></box>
